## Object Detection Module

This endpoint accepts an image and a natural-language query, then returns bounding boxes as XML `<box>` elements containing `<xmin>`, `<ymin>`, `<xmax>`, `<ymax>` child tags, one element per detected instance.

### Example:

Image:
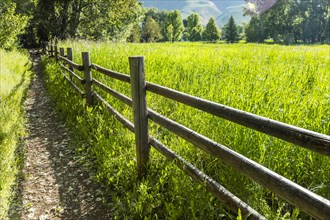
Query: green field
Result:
<box><xmin>0</xmin><ymin>50</ymin><xmax>32</xmax><ymax>218</ymax></box>
<box><xmin>44</xmin><ymin>42</ymin><xmax>330</xmax><ymax>219</ymax></box>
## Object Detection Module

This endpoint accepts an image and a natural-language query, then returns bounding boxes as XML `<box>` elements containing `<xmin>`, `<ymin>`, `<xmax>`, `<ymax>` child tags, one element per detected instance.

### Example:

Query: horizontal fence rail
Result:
<box><xmin>93</xmin><ymin>92</ymin><xmax>265</xmax><ymax>219</ymax></box>
<box><xmin>93</xmin><ymin>79</ymin><xmax>132</xmax><ymax>106</ymax></box>
<box><xmin>91</xmin><ymin>63</ymin><xmax>130</xmax><ymax>83</ymax></box>
<box><xmin>58</xmin><ymin>55</ymin><xmax>84</xmax><ymax>71</ymax></box>
<box><xmin>146</xmin><ymin>82</ymin><xmax>330</xmax><ymax>156</ymax></box>
<box><xmin>45</xmin><ymin>43</ymin><xmax>330</xmax><ymax>220</ymax></box>
<box><xmin>147</xmin><ymin>109</ymin><xmax>330</xmax><ymax>219</ymax></box>
<box><xmin>59</xmin><ymin>63</ymin><xmax>83</xmax><ymax>82</ymax></box>
<box><xmin>61</xmin><ymin>73</ymin><xmax>85</xmax><ymax>97</ymax></box>
<box><xmin>149</xmin><ymin>137</ymin><xmax>265</xmax><ymax>219</ymax></box>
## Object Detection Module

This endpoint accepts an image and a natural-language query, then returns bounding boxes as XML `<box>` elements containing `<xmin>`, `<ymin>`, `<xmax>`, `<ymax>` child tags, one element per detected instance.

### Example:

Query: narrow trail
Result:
<box><xmin>9</xmin><ymin>50</ymin><xmax>112</xmax><ymax>220</ymax></box>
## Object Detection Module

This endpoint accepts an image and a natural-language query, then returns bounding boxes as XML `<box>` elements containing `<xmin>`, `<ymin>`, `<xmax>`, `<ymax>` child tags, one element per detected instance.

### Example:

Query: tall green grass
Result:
<box><xmin>45</xmin><ymin>41</ymin><xmax>330</xmax><ymax>219</ymax></box>
<box><xmin>0</xmin><ymin>50</ymin><xmax>32</xmax><ymax>219</ymax></box>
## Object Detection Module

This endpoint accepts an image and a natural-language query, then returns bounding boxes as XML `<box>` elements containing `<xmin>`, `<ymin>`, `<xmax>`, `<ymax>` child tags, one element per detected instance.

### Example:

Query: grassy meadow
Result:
<box><xmin>44</xmin><ymin>42</ymin><xmax>330</xmax><ymax>219</ymax></box>
<box><xmin>0</xmin><ymin>50</ymin><xmax>32</xmax><ymax>218</ymax></box>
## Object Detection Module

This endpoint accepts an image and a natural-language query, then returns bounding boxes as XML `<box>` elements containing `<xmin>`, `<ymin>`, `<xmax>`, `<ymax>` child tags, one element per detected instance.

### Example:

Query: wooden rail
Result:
<box><xmin>146</xmin><ymin>82</ymin><xmax>330</xmax><ymax>156</ymax></box>
<box><xmin>58</xmin><ymin>55</ymin><xmax>84</xmax><ymax>71</ymax></box>
<box><xmin>93</xmin><ymin>91</ymin><xmax>264</xmax><ymax>219</ymax></box>
<box><xmin>59</xmin><ymin>63</ymin><xmax>83</xmax><ymax>82</ymax></box>
<box><xmin>91</xmin><ymin>63</ymin><xmax>130</xmax><ymax>83</ymax></box>
<box><xmin>44</xmin><ymin>43</ymin><xmax>330</xmax><ymax>220</ymax></box>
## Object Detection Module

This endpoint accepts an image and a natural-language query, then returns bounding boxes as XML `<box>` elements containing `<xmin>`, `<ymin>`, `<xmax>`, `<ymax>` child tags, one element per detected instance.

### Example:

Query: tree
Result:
<box><xmin>243</xmin><ymin>0</ymin><xmax>329</xmax><ymax>44</ymax></box>
<box><xmin>127</xmin><ymin>24</ymin><xmax>141</xmax><ymax>43</ymax></box>
<box><xmin>203</xmin><ymin>17</ymin><xmax>221</xmax><ymax>42</ymax></box>
<box><xmin>223</xmin><ymin>16</ymin><xmax>239</xmax><ymax>43</ymax></box>
<box><xmin>244</xmin><ymin>16</ymin><xmax>266</xmax><ymax>43</ymax></box>
<box><xmin>144</xmin><ymin>8</ymin><xmax>169</xmax><ymax>42</ymax></box>
<box><xmin>186</xmin><ymin>13</ymin><xmax>203</xmax><ymax>41</ymax></box>
<box><xmin>78</xmin><ymin>0</ymin><xmax>143</xmax><ymax>41</ymax></box>
<box><xmin>166</xmin><ymin>24</ymin><xmax>174</xmax><ymax>42</ymax></box>
<box><xmin>0</xmin><ymin>3</ymin><xmax>29</xmax><ymax>49</ymax></box>
<box><xmin>165</xmin><ymin>10</ymin><xmax>184</xmax><ymax>42</ymax></box>
<box><xmin>14</xmin><ymin>0</ymin><xmax>144</xmax><ymax>44</ymax></box>
<box><xmin>142</xmin><ymin>16</ymin><xmax>162</xmax><ymax>42</ymax></box>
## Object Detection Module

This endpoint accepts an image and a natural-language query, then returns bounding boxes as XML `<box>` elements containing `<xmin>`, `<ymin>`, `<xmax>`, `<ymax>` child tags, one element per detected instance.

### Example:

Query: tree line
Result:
<box><xmin>0</xmin><ymin>0</ymin><xmax>143</xmax><ymax>49</ymax></box>
<box><xmin>0</xmin><ymin>0</ymin><xmax>328</xmax><ymax>50</ymax></box>
<box><xmin>129</xmin><ymin>8</ymin><xmax>241</xmax><ymax>44</ymax></box>
<box><xmin>244</xmin><ymin>0</ymin><xmax>329</xmax><ymax>44</ymax></box>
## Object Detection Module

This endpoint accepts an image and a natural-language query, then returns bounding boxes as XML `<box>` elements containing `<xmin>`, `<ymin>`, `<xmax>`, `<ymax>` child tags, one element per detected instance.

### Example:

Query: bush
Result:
<box><xmin>0</xmin><ymin>4</ymin><xmax>29</xmax><ymax>50</ymax></box>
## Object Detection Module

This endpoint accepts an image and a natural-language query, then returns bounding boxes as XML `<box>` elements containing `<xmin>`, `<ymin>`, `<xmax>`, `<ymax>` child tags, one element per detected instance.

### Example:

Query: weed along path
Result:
<box><xmin>11</xmin><ymin>50</ymin><xmax>111</xmax><ymax>219</ymax></box>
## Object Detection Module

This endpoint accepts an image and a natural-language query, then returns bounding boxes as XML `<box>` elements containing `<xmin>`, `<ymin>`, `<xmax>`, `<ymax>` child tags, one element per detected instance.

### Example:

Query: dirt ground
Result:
<box><xmin>8</xmin><ymin>50</ymin><xmax>112</xmax><ymax>220</ymax></box>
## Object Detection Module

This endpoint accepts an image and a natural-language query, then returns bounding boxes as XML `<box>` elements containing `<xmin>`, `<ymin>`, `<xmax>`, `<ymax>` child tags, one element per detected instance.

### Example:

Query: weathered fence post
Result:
<box><xmin>129</xmin><ymin>56</ymin><xmax>149</xmax><ymax>177</ymax></box>
<box><xmin>82</xmin><ymin>52</ymin><xmax>93</xmax><ymax>105</ymax></box>
<box><xmin>67</xmin><ymin>48</ymin><xmax>74</xmax><ymax>80</ymax></box>
<box><xmin>59</xmin><ymin>48</ymin><xmax>65</xmax><ymax>57</ymax></box>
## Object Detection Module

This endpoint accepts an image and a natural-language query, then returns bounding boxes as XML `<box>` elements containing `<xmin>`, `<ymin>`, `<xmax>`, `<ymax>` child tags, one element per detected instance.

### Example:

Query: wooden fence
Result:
<box><xmin>44</xmin><ymin>41</ymin><xmax>330</xmax><ymax>220</ymax></box>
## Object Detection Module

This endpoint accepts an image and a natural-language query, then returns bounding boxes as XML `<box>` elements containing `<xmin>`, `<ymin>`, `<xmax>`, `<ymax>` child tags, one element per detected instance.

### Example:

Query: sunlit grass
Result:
<box><xmin>0</xmin><ymin>50</ymin><xmax>32</xmax><ymax>219</ymax></box>
<box><xmin>46</xmin><ymin>41</ymin><xmax>330</xmax><ymax>219</ymax></box>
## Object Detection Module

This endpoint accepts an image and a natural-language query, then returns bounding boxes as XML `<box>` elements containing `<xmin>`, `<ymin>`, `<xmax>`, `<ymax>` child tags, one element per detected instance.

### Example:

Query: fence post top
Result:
<box><xmin>82</xmin><ymin>51</ymin><xmax>89</xmax><ymax>55</ymax></box>
<box><xmin>129</xmin><ymin>56</ymin><xmax>144</xmax><ymax>59</ymax></box>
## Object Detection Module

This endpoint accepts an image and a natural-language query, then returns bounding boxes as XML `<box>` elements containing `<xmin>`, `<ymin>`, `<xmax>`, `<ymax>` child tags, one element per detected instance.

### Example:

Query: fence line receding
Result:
<box><xmin>44</xmin><ymin>43</ymin><xmax>330</xmax><ymax>220</ymax></box>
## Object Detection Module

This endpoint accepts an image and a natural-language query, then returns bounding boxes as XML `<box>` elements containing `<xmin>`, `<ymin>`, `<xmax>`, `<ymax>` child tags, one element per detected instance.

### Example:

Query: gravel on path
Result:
<box><xmin>9</xmin><ymin>50</ymin><xmax>112</xmax><ymax>220</ymax></box>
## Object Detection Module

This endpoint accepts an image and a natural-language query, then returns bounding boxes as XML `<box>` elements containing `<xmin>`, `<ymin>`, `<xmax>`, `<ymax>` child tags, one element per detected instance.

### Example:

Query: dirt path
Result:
<box><xmin>9</xmin><ymin>50</ymin><xmax>112</xmax><ymax>220</ymax></box>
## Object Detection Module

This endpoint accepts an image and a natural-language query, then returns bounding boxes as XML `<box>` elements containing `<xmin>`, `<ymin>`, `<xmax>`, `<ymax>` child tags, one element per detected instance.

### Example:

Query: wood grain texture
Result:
<box><xmin>82</xmin><ymin>52</ymin><xmax>93</xmax><ymax>105</ymax></box>
<box><xmin>129</xmin><ymin>56</ymin><xmax>149</xmax><ymax>177</ymax></box>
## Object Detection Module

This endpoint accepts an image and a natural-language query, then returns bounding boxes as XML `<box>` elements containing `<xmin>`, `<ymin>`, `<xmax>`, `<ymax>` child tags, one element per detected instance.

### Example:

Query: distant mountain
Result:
<box><xmin>140</xmin><ymin>0</ymin><xmax>250</xmax><ymax>27</ymax></box>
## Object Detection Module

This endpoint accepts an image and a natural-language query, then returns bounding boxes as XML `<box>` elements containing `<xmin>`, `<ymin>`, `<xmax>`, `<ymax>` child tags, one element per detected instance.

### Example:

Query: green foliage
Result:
<box><xmin>223</xmin><ymin>16</ymin><xmax>239</xmax><ymax>43</ymax></box>
<box><xmin>127</xmin><ymin>24</ymin><xmax>141</xmax><ymax>43</ymax></box>
<box><xmin>77</xmin><ymin>0</ymin><xmax>143</xmax><ymax>41</ymax></box>
<box><xmin>166</xmin><ymin>24</ymin><xmax>174</xmax><ymax>43</ymax></box>
<box><xmin>244</xmin><ymin>0</ymin><xmax>329</xmax><ymax>43</ymax></box>
<box><xmin>204</xmin><ymin>17</ymin><xmax>221</xmax><ymax>42</ymax></box>
<box><xmin>142</xmin><ymin>16</ymin><xmax>163</xmax><ymax>42</ymax></box>
<box><xmin>0</xmin><ymin>4</ymin><xmax>29</xmax><ymax>49</ymax></box>
<box><xmin>186</xmin><ymin>13</ymin><xmax>203</xmax><ymax>42</ymax></box>
<box><xmin>245</xmin><ymin>17</ymin><xmax>266</xmax><ymax>43</ymax></box>
<box><xmin>0</xmin><ymin>49</ymin><xmax>32</xmax><ymax>219</ymax></box>
<box><xmin>42</xmin><ymin>49</ymin><xmax>232</xmax><ymax>219</ymax></box>
<box><xmin>12</xmin><ymin>0</ymin><xmax>143</xmax><ymax>43</ymax></box>
<box><xmin>144</xmin><ymin>7</ymin><xmax>169</xmax><ymax>42</ymax></box>
<box><xmin>165</xmin><ymin>10</ymin><xmax>184</xmax><ymax>42</ymax></box>
<box><xmin>48</xmin><ymin>41</ymin><xmax>330</xmax><ymax>219</ymax></box>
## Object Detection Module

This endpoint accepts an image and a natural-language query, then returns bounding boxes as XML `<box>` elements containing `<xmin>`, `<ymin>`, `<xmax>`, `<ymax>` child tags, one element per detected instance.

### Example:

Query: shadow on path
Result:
<box><xmin>10</xmin><ymin>50</ymin><xmax>112</xmax><ymax>220</ymax></box>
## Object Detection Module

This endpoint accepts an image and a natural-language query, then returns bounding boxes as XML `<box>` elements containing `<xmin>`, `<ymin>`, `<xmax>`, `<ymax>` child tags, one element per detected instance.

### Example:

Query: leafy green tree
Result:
<box><xmin>78</xmin><ymin>0</ymin><xmax>143</xmax><ymax>41</ymax></box>
<box><xmin>127</xmin><ymin>24</ymin><xmax>141</xmax><ymax>43</ymax></box>
<box><xmin>166</xmin><ymin>24</ymin><xmax>174</xmax><ymax>42</ymax></box>
<box><xmin>165</xmin><ymin>10</ymin><xmax>184</xmax><ymax>42</ymax></box>
<box><xmin>244</xmin><ymin>0</ymin><xmax>329</xmax><ymax>43</ymax></box>
<box><xmin>144</xmin><ymin>8</ymin><xmax>169</xmax><ymax>42</ymax></box>
<box><xmin>186</xmin><ymin>12</ymin><xmax>203</xmax><ymax>41</ymax></box>
<box><xmin>142</xmin><ymin>16</ymin><xmax>163</xmax><ymax>42</ymax></box>
<box><xmin>203</xmin><ymin>17</ymin><xmax>221</xmax><ymax>42</ymax></box>
<box><xmin>0</xmin><ymin>3</ymin><xmax>29</xmax><ymax>49</ymax></box>
<box><xmin>24</xmin><ymin>0</ymin><xmax>143</xmax><ymax>42</ymax></box>
<box><xmin>223</xmin><ymin>16</ymin><xmax>239</xmax><ymax>43</ymax></box>
<box><xmin>244</xmin><ymin>16</ymin><xmax>266</xmax><ymax>43</ymax></box>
